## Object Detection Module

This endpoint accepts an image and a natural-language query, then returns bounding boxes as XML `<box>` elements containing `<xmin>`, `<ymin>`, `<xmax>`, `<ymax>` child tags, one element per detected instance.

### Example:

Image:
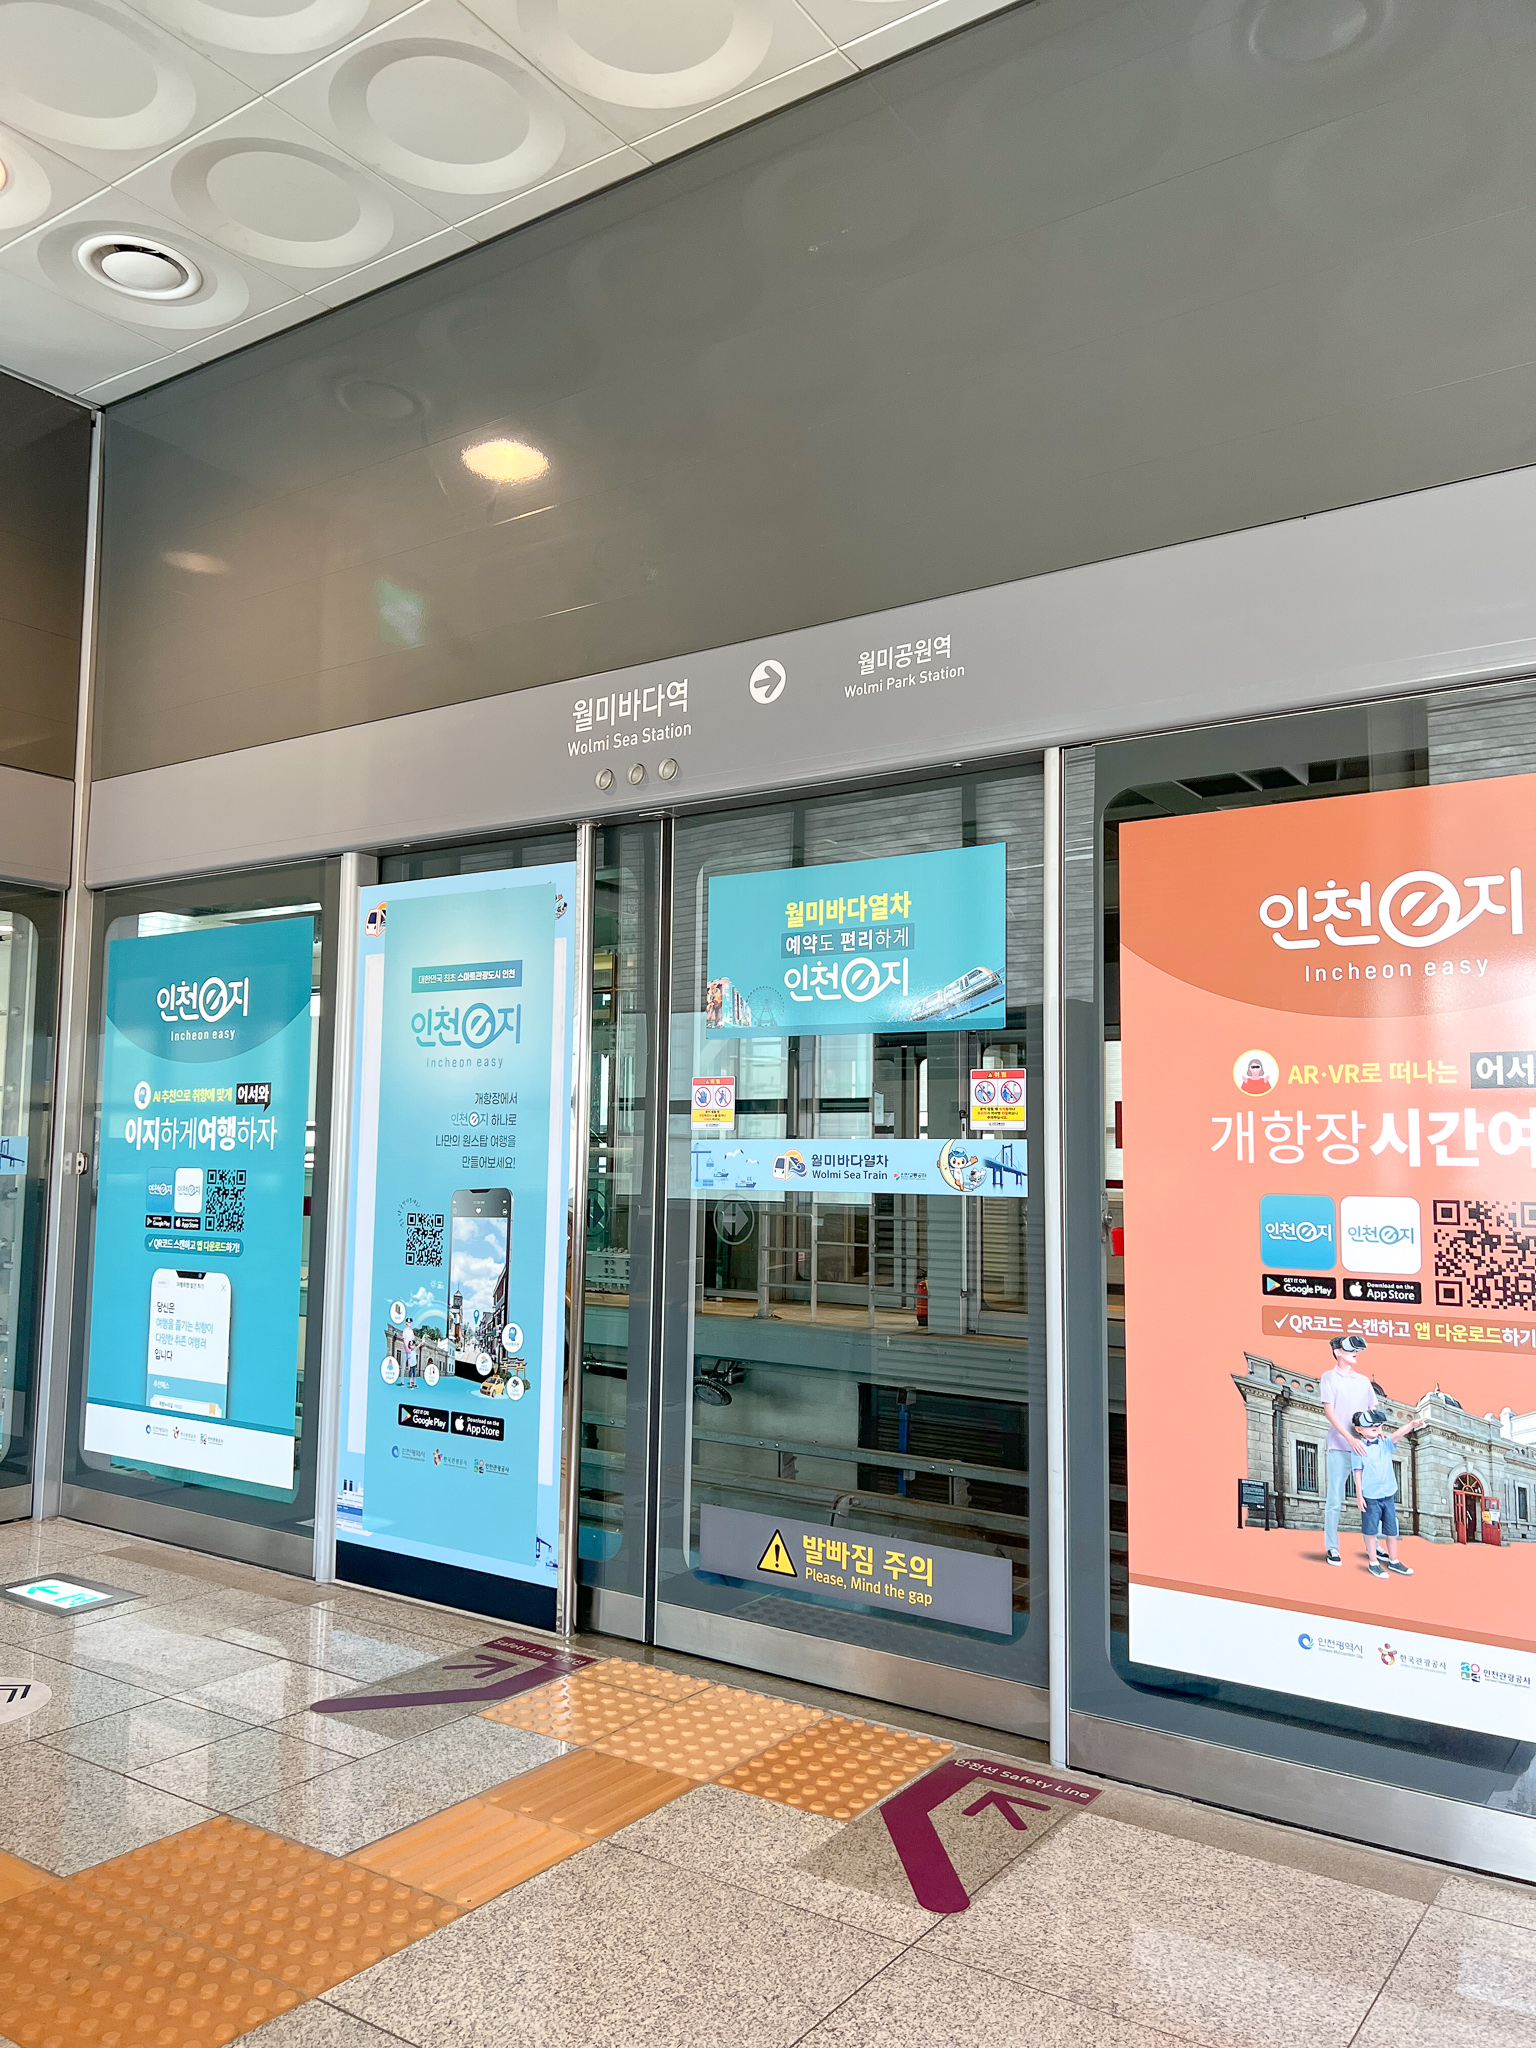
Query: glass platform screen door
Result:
<box><xmin>0</xmin><ymin>888</ymin><xmax>60</xmax><ymax>1522</ymax></box>
<box><xmin>654</xmin><ymin>768</ymin><xmax>1048</xmax><ymax>1734</ymax></box>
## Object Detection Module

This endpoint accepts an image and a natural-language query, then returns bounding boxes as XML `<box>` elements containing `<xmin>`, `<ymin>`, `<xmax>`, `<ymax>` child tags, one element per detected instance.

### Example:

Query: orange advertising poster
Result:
<box><xmin>1120</xmin><ymin>776</ymin><xmax>1536</xmax><ymax>1736</ymax></box>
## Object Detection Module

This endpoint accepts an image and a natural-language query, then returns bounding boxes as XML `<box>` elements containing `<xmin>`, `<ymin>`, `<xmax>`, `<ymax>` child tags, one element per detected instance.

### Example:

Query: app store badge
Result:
<box><xmin>1259</xmin><ymin>1194</ymin><xmax>1335</xmax><ymax>1272</ymax></box>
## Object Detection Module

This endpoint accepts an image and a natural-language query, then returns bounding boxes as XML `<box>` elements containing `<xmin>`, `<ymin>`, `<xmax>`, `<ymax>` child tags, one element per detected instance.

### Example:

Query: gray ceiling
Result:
<box><xmin>0</xmin><ymin>0</ymin><xmax>1008</xmax><ymax>399</ymax></box>
<box><xmin>96</xmin><ymin>0</ymin><xmax>1536</xmax><ymax>779</ymax></box>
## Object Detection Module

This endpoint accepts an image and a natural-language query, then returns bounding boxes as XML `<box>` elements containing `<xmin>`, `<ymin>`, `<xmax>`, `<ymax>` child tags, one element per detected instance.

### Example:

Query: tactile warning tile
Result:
<box><xmin>488</xmin><ymin>1749</ymin><xmax>692</xmax><ymax>1837</ymax></box>
<box><xmin>73</xmin><ymin>1816</ymin><xmax>458</xmax><ymax>1999</ymax></box>
<box><xmin>0</xmin><ymin>1883</ymin><xmax>302</xmax><ymax>2047</ymax></box>
<box><xmin>480</xmin><ymin>1668</ymin><xmax>662</xmax><ymax>1744</ymax></box>
<box><xmin>0</xmin><ymin>1850</ymin><xmax>56</xmax><ymax>1904</ymax></box>
<box><xmin>589</xmin><ymin>1685</ymin><xmax>823</xmax><ymax>1782</ymax></box>
<box><xmin>352</xmin><ymin>1800</ymin><xmax>583</xmax><ymax>1909</ymax></box>
<box><xmin>718</xmin><ymin>1717</ymin><xmax>952</xmax><ymax>1819</ymax></box>
<box><xmin>581</xmin><ymin>1659</ymin><xmax>715</xmax><ymax>1702</ymax></box>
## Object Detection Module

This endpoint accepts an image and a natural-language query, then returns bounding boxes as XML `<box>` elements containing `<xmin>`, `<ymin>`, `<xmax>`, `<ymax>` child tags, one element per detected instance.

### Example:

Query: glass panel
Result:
<box><xmin>658</xmin><ymin>769</ymin><xmax>1045</xmax><ymax>1693</ymax></box>
<box><xmin>381</xmin><ymin>832</ymin><xmax>576</xmax><ymax>884</ymax></box>
<box><xmin>578</xmin><ymin>821</ymin><xmax>664</xmax><ymax>1624</ymax></box>
<box><xmin>0</xmin><ymin>893</ymin><xmax>60</xmax><ymax>1518</ymax></box>
<box><xmin>1070</xmin><ymin>682</ymin><xmax>1536</xmax><ymax>1812</ymax></box>
<box><xmin>380</xmin><ymin>821</ymin><xmax>660</xmax><ymax>1629</ymax></box>
<box><xmin>63</xmin><ymin>866</ymin><xmax>335</xmax><ymax>1549</ymax></box>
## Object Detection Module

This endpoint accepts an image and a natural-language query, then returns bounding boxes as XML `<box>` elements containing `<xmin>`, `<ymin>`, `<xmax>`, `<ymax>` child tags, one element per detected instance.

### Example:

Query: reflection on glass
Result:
<box><xmin>66</xmin><ymin>892</ymin><xmax>325</xmax><ymax>1539</ymax></box>
<box><xmin>660</xmin><ymin>774</ymin><xmax>1045</xmax><ymax>1692</ymax></box>
<box><xmin>0</xmin><ymin>917</ymin><xmax>38</xmax><ymax>1476</ymax></box>
<box><xmin>579</xmin><ymin>822</ymin><xmax>664</xmax><ymax>1610</ymax></box>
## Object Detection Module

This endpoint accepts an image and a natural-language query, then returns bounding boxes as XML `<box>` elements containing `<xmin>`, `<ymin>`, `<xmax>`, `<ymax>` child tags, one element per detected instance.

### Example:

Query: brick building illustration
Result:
<box><xmin>1235</xmin><ymin>1353</ymin><xmax>1536</xmax><ymax>1544</ymax></box>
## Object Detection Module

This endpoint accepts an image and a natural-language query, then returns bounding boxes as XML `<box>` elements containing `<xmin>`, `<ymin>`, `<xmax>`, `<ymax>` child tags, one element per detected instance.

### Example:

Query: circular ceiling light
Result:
<box><xmin>332</xmin><ymin>375</ymin><xmax>423</xmax><ymax>422</ymax></box>
<box><xmin>1245</xmin><ymin>0</ymin><xmax>1381</xmax><ymax>66</ymax></box>
<box><xmin>0</xmin><ymin>160</ymin><xmax>8</xmax><ymax>196</ymax></box>
<box><xmin>461</xmin><ymin>437</ymin><xmax>548</xmax><ymax>484</ymax></box>
<box><xmin>77</xmin><ymin>234</ymin><xmax>201</xmax><ymax>300</ymax></box>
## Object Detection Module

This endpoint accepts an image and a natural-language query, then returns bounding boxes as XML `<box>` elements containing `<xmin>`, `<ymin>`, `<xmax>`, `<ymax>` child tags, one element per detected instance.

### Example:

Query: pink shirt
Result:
<box><xmin>1320</xmin><ymin>1364</ymin><xmax>1374</xmax><ymax>1452</ymax></box>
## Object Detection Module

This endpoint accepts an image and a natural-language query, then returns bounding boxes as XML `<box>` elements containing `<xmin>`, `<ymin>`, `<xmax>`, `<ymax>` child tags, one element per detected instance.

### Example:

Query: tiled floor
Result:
<box><xmin>0</xmin><ymin>1517</ymin><xmax>1529</xmax><ymax>2048</ymax></box>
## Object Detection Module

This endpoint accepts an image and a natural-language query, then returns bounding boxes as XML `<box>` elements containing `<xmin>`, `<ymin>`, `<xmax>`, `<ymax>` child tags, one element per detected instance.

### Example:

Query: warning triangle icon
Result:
<box><xmin>757</xmin><ymin>1530</ymin><xmax>797</xmax><ymax>1577</ymax></box>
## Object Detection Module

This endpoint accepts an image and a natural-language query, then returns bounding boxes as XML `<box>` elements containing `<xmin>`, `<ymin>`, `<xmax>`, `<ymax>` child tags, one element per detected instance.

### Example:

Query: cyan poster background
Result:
<box><xmin>706</xmin><ymin>843</ymin><xmax>1006</xmax><ymax>1036</ymax></box>
<box><xmin>338</xmin><ymin>869</ymin><xmax>575</xmax><ymax>1587</ymax></box>
<box><xmin>85</xmin><ymin>918</ymin><xmax>314</xmax><ymax>1487</ymax></box>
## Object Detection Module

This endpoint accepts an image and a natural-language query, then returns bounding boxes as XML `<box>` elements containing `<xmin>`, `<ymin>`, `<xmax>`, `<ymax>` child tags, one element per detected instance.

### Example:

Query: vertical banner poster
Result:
<box><xmin>1121</xmin><ymin>776</ymin><xmax>1536</xmax><ymax>1739</ymax></box>
<box><xmin>336</xmin><ymin>869</ymin><xmax>576</xmax><ymax>1606</ymax></box>
<box><xmin>705</xmin><ymin>844</ymin><xmax>1006</xmax><ymax>1036</ymax></box>
<box><xmin>83</xmin><ymin>919</ymin><xmax>314</xmax><ymax>1493</ymax></box>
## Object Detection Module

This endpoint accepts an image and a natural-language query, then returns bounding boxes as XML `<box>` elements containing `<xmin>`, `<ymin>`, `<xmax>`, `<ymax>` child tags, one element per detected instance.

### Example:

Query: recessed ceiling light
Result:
<box><xmin>77</xmin><ymin>235</ymin><xmax>202</xmax><ymax>301</ymax></box>
<box><xmin>163</xmin><ymin>551</ymin><xmax>229</xmax><ymax>575</ymax></box>
<box><xmin>461</xmin><ymin>438</ymin><xmax>549</xmax><ymax>484</ymax></box>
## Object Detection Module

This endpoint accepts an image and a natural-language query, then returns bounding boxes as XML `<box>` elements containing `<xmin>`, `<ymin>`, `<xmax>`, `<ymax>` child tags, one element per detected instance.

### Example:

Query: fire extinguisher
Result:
<box><xmin>915</xmin><ymin>1277</ymin><xmax>928</xmax><ymax>1328</ymax></box>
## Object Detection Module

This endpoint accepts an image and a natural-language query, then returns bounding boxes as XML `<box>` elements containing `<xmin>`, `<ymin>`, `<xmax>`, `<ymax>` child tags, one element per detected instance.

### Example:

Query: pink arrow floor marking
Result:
<box><xmin>310</xmin><ymin>1636</ymin><xmax>592</xmax><ymax>1714</ymax></box>
<box><xmin>881</xmin><ymin>1757</ymin><xmax>1098</xmax><ymax>1912</ymax></box>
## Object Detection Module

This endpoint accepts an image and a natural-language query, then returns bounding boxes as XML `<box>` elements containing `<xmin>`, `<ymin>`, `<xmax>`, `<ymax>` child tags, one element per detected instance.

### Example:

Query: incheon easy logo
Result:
<box><xmin>1260</xmin><ymin>1194</ymin><xmax>1335</xmax><ymax>1272</ymax></box>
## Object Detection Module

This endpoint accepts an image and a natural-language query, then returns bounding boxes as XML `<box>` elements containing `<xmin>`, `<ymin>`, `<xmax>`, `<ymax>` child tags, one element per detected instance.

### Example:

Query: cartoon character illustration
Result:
<box><xmin>937</xmin><ymin>1139</ymin><xmax>988</xmax><ymax>1193</ymax></box>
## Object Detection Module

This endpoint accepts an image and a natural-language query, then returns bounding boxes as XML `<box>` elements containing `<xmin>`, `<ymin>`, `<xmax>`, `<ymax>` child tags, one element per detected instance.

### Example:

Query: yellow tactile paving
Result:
<box><xmin>589</xmin><ymin>1684</ymin><xmax>824</xmax><ymax>1782</ymax></box>
<box><xmin>489</xmin><ymin>1748</ymin><xmax>692</xmax><ymax>1837</ymax></box>
<box><xmin>581</xmin><ymin>1659</ymin><xmax>715</xmax><ymax>1702</ymax></box>
<box><xmin>480</xmin><ymin>1668</ymin><xmax>659</xmax><ymax>1743</ymax></box>
<box><xmin>71</xmin><ymin>1817</ymin><xmax>457</xmax><ymax>2000</ymax></box>
<box><xmin>0</xmin><ymin>1884</ymin><xmax>303</xmax><ymax>2047</ymax></box>
<box><xmin>353</xmin><ymin>1800</ymin><xmax>584</xmax><ymax>1909</ymax></box>
<box><xmin>718</xmin><ymin>1716</ymin><xmax>953</xmax><ymax>1819</ymax></box>
<box><xmin>0</xmin><ymin>1851</ymin><xmax>56</xmax><ymax>1904</ymax></box>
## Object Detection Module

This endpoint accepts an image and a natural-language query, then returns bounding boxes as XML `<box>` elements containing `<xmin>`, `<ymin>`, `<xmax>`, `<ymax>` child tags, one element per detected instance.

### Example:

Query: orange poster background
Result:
<box><xmin>1120</xmin><ymin>776</ymin><xmax>1536</xmax><ymax>1654</ymax></box>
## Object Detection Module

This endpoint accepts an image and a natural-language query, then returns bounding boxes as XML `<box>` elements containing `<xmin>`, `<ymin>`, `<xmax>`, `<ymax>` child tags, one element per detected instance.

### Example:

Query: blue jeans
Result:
<box><xmin>1324</xmin><ymin>1448</ymin><xmax>1355</xmax><ymax>1550</ymax></box>
<box><xmin>1361</xmin><ymin>1495</ymin><xmax>1399</xmax><ymax>1540</ymax></box>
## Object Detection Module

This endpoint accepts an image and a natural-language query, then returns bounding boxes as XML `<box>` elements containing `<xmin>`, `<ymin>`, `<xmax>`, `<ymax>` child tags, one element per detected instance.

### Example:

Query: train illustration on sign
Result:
<box><xmin>909</xmin><ymin>964</ymin><xmax>1003</xmax><ymax>1023</ymax></box>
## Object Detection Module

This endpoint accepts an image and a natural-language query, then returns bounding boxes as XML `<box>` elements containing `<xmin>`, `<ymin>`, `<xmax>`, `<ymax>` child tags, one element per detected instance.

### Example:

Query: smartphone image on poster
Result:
<box><xmin>448</xmin><ymin>1188</ymin><xmax>511</xmax><ymax>1381</ymax></box>
<box><xmin>146</xmin><ymin>1269</ymin><xmax>232</xmax><ymax>1416</ymax></box>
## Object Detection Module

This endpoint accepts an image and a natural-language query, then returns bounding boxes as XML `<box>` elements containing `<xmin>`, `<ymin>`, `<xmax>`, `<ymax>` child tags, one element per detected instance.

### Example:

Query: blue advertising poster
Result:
<box><xmin>691</xmin><ymin>1135</ymin><xmax>1027</xmax><ymax>1198</ymax></box>
<box><xmin>705</xmin><ymin>844</ymin><xmax>1007</xmax><ymax>1037</ymax></box>
<box><xmin>336</xmin><ymin>869</ymin><xmax>576</xmax><ymax>1593</ymax></box>
<box><xmin>82</xmin><ymin>919</ymin><xmax>314</xmax><ymax>1494</ymax></box>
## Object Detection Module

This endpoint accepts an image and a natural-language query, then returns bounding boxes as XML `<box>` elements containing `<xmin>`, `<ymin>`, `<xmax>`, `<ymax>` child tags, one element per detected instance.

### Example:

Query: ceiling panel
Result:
<box><xmin>0</xmin><ymin>188</ymin><xmax>301</xmax><ymax>341</ymax></box>
<box><xmin>0</xmin><ymin>0</ymin><xmax>249</xmax><ymax>180</ymax></box>
<box><xmin>0</xmin><ymin>0</ymin><xmax>1021</xmax><ymax>398</ymax></box>
<box><xmin>637</xmin><ymin>48</ymin><xmax>855</xmax><ymax>161</ymax></box>
<box><xmin>469</xmin><ymin>0</ymin><xmax>835</xmax><ymax>143</ymax></box>
<box><xmin>119</xmin><ymin>99</ymin><xmax>447</xmax><ymax>288</ymax></box>
<box><xmin>128</xmin><ymin>0</ymin><xmax>420</xmax><ymax>92</ymax></box>
<box><xmin>306</xmin><ymin>222</ymin><xmax>471</xmax><ymax>302</ymax></box>
<box><xmin>455</xmin><ymin>144</ymin><xmax>645</xmax><ymax>241</ymax></box>
<box><xmin>835</xmin><ymin>0</ymin><xmax>1037</xmax><ymax>66</ymax></box>
<box><xmin>270</xmin><ymin>0</ymin><xmax>623</xmax><ymax>224</ymax></box>
<box><xmin>0</xmin><ymin>118</ymin><xmax>104</xmax><ymax>242</ymax></box>
<box><xmin>0</xmin><ymin>265</ymin><xmax>164</xmax><ymax>389</ymax></box>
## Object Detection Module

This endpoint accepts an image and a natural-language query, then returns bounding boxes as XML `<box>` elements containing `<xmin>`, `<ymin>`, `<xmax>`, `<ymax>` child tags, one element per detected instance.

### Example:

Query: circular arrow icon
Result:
<box><xmin>749</xmin><ymin>659</ymin><xmax>786</xmax><ymax>704</ymax></box>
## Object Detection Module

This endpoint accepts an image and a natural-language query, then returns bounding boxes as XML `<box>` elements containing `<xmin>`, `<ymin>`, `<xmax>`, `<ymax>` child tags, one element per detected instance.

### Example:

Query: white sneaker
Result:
<box><xmin>1325</xmin><ymin>1550</ymin><xmax>1342</xmax><ymax>1566</ymax></box>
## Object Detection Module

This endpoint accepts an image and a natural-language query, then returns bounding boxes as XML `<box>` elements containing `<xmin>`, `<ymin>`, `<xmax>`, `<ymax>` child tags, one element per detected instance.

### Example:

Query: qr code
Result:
<box><xmin>204</xmin><ymin>1168</ymin><xmax>247</xmax><ymax>1234</ymax></box>
<box><xmin>405</xmin><ymin>1212</ymin><xmax>444</xmax><ymax>1267</ymax></box>
<box><xmin>1432</xmin><ymin>1198</ymin><xmax>1536</xmax><ymax>1310</ymax></box>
